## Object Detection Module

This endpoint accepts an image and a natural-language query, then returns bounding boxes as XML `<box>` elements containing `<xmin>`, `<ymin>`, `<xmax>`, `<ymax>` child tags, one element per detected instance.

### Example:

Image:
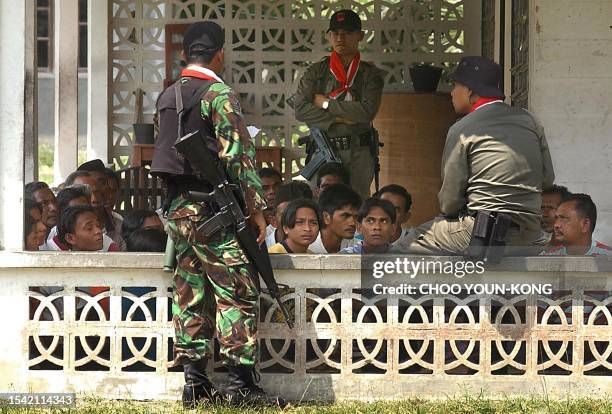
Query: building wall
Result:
<box><xmin>530</xmin><ymin>0</ymin><xmax>612</xmax><ymax>244</ymax></box>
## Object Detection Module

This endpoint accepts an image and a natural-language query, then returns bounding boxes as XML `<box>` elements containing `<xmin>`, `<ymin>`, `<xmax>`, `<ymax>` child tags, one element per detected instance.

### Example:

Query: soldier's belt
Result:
<box><xmin>328</xmin><ymin>131</ymin><xmax>371</xmax><ymax>151</ymax></box>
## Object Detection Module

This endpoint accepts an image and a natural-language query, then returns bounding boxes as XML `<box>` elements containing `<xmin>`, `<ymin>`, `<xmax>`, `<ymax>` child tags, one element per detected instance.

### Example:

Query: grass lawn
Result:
<box><xmin>1</xmin><ymin>395</ymin><xmax>611</xmax><ymax>414</ymax></box>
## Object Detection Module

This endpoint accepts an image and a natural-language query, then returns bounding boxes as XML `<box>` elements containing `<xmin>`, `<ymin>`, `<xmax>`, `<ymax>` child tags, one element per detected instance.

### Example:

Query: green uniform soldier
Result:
<box><xmin>151</xmin><ymin>22</ymin><xmax>279</xmax><ymax>407</ymax></box>
<box><xmin>293</xmin><ymin>9</ymin><xmax>385</xmax><ymax>200</ymax></box>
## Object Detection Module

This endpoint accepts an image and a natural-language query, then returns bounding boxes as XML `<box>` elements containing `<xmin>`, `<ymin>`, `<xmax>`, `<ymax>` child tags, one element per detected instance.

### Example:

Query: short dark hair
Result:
<box><xmin>258</xmin><ymin>167</ymin><xmax>282</xmax><ymax>181</ymax></box>
<box><xmin>56</xmin><ymin>185</ymin><xmax>91</xmax><ymax>215</ymax></box>
<box><xmin>375</xmin><ymin>184</ymin><xmax>413</xmax><ymax>212</ymax></box>
<box><xmin>358</xmin><ymin>197</ymin><xmax>397</xmax><ymax>224</ymax></box>
<box><xmin>563</xmin><ymin>193</ymin><xmax>597</xmax><ymax>233</ymax></box>
<box><xmin>64</xmin><ymin>170</ymin><xmax>93</xmax><ymax>187</ymax></box>
<box><xmin>24</xmin><ymin>199</ymin><xmax>42</xmax><ymax>240</ymax></box>
<box><xmin>105</xmin><ymin>168</ymin><xmax>120</xmax><ymax>186</ymax></box>
<box><xmin>316</xmin><ymin>162</ymin><xmax>350</xmax><ymax>187</ymax></box>
<box><xmin>25</xmin><ymin>181</ymin><xmax>50</xmax><ymax>201</ymax></box>
<box><xmin>318</xmin><ymin>184</ymin><xmax>361</xmax><ymax>217</ymax></box>
<box><xmin>543</xmin><ymin>184</ymin><xmax>571</xmax><ymax>201</ymax></box>
<box><xmin>281</xmin><ymin>199</ymin><xmax>321</xmax><ymax>230</ymax></box>
<box><xmin>122</xmin><ymin>209</ymin><xmax>159</xmax><ymax>241</ymax></box>
<box><xmin>274</xmin><ymin>181</ymin><xmax>313</xmax><ymax>209</ymax></box>
<box><xmin>58</xmin><ymin>205</ymin><xmax>97</xmax><ymax>246</ymax></box>
<box><xmin>126</xmin><ymin>228</ymin><xmax>166</xmax><ymax>252</ymax></box>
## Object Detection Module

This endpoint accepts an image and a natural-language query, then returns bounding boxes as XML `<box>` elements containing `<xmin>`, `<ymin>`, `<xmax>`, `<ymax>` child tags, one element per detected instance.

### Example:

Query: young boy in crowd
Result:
<box><xmin>314</xmin><ymin>162</ymin><xmax>350</xmax><ymax>199</ymax></box>
<box><xmin>258</xmin><ymin>167</ymin><xmax>283</xmax><ymax>226</ymax></box>
<box><xmin>375</xmin><ymin>184</ymin><xmax>414</xmax><ymax>247</ymax></box>
<box><xmin>126</xmin><ymin>228</ymin><xmax>167</xmax><ymax>252</ymax></box>
<box><xmin>25</xmin><ymin>199</ymin><xmax>48</xmax><ymax>251</ymax></box>
<box><xmin>58</xmin><ymin>206</ymin><xmax>105</xmax><ymax>252</ymax></box>
<box><xmin>340</xmin><ymin>198</ymin><xmax>396</xmax><ymax>254</ymax></box>
<box><xmin>265</xmin><ymin>181</ymin><xmax>313</xmax><ymax>247</ymax></box>
<box><xmin>122</xmin><ymin>209</ymin><xmax>164</xmax><ymax>242</ymax></box>
<box><xmin>41</xmin><ymin>185</ymin><xmax>119</xmax><ymax>251</ymax></box>
<box><xmin>105</xmin><ymin>168</ymin><xmax>121</xmax><ymax>212</ymax></box>
<box><xmin>309</xmin><ymin>184</ymin><xmax>361</xmax><ymax>253</ymax></box>
<box><xmin>25</xmin><ymin>181</ymin><xmax>59</xmax><ymax>237</ymax></box>
<box><xmin>65</xmin><ymin>169</ymin><xmax>126</xmax><ymax>250</ymax></box>
<box><xmin>268</xmin><ymin>199</ymin><xmax>320</xmax><ymax>254</ymax></box>
<box><xmin>77</xmin><ymin>160</ymin><xmax>125</xmax><ymax>250</ymax></box>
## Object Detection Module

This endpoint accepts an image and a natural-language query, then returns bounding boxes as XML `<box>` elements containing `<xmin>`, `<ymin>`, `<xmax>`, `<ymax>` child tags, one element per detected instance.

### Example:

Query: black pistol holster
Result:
<box><xmin>465</xmin><ymin>211</ymin><xmax>513</xmax><ymax>263</ymax></box>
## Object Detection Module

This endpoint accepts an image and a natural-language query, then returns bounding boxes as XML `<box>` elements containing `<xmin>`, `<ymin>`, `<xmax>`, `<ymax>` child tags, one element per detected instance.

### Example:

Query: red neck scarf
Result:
<box><xmin>328</xmin><ymin>51</ymin><xmax>360</xmax><ymax>101</ymax></box>
<box><xmin>470</xmin><ymin>97</ymin><xmax>504</xmax><ymax>112</ymax></box>
<box><xmin>180</xmin><ymin>68</ymin><xmax>217</xmax><ymax>81</ymax></box>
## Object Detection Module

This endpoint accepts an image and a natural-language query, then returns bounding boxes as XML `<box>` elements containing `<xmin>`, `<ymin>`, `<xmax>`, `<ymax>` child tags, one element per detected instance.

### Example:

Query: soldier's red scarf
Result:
<box><xmin>470</xmin><ymin>97</ymin><xmax>503</xmax><ymax>112</ymax></box>
<box><xmin>328</xmin><ymin>51</ymin><xmax>360</xmax><ymax>101</ymax></box>
<box><xmin>180</xmin><ymin>65</ymin><xmax>224</xmax><ymax>83</ymax></box>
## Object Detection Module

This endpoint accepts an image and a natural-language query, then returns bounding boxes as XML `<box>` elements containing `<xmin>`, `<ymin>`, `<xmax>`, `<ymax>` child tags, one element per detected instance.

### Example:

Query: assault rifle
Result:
<box><xmin>174</xmin><ymin>131</ymin><xmax>295</xmax><ymax>329</ymax></box>
<box><xmin>297</xmin><ymin>127</ymin><xmax>341</xmax><ymax>181</ymax></box>
<box><xmin>369</xmin><ymin>127</ymin><xmax>383</xmax><ymax>193</ymax></box>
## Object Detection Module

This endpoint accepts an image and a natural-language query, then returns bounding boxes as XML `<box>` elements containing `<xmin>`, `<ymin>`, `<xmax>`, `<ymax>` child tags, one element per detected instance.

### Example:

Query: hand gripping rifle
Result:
<box><xmin>297</xmin><ymin>127</ymin><xmax>341</xmax><ymax>181</ymax></box>
<box><xmin>174</xmin><ymin>131</ymin><xmax>295</xmax><ymax>329</ymax></box>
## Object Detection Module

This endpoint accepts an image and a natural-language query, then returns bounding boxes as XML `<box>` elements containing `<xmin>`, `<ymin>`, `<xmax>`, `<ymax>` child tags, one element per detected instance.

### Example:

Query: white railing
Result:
<box><xmin>1</xmin><ymin>252</ymin><xmax>611</xmax><ymax>401</ymax></box>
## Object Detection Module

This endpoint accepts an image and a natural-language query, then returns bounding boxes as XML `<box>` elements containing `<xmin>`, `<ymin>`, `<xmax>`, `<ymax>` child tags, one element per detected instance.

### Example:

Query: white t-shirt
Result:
<box><xmin>308</xmin><ymin>232</ymin><xmax>354</xmax><ymax>254</ymax></box>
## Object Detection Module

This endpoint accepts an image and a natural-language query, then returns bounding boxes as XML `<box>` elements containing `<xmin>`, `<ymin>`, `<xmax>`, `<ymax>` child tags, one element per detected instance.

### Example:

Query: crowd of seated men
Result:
<box><xmin>23</xmin><ymin>158</ymin><xmax>610</xmax><ymax>257</ymax></box>
<box><xmin>258</xmin><ymin>163</ymin><xmax>611</xmax><ymax>258</ymax></box>
<box><xmin>24</xmin><ymin>159</ymin><xmax>166</xmax><ymax>253</ymax></box>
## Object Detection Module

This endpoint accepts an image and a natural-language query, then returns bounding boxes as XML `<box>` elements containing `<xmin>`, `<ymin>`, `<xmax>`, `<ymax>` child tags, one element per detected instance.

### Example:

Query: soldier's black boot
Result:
<box><xmin>182</xmin><ymin>359</ymin><xmax>219</xmax><ymax>409</ymax></box>
<box><xmin>223</xmin><ymin>365</ymin><xmax>286</xmax><ymax>407</ymax></box>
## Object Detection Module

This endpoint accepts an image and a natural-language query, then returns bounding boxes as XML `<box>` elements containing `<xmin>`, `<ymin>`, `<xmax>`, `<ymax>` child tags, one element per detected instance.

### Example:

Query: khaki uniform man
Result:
<box><xmin>293</xmin><ymin>9</ymin><xmax>385</xmax><ymax>200</ymax></box>
<box><xmin>396</xmin><ymin>56</ymin><xmax>555</xmax><ymax>255</ymax></box>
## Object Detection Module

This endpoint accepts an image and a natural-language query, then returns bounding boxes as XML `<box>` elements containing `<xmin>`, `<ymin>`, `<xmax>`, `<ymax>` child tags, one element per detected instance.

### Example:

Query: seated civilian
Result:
<box><xmin>25</xmin><ymin>199</ymin><xmax>48</xmax><ymax>251</ymax></box>
<box><xmin>25</xmin><ymin>181</ymin><xmax>59</xmax><ymax>236</ymax></box>
<box><xmin>541</xmin><ymin>193</ymin><xmax>611</xmax><ymax>256</ymax></box>
<box><xmin>375</xmin><ymin>184</ymin><xmax>414</xmax><ymax>247</ymax></box>
<box><xmin>122</xmin><ymin>209</ymin><xmax>164</xmax><ymax>242</ymax></box>
<box><xmin>105</xmin><ymin>167</ymin><xmax>121</xmax><ymax>212</ymax></box>
<box><xmin>269</xmin><ymin>199</ymin><xmax>320</xmax><ymax>254</ymax></box>
<box><xmin>315</xmin><ymin>162</ymin><xmax>350</xmax><ymax>199</ymax></box>
<box><xmin>265</xmin><ymin>181</ymin><xmax>313</xmax><ymax>247</ymax></box>
<box><xmin>341</xmin><ymin>198</ymin><xmax>396</xmax><ymax>254</ymax></box>
<box><xmin>65</xmin><ymin>170</ymin><xmax>125</xmax><ymax>251</ymax></box>
<box><xmin>259</xmin><ymin>167</ymin><xmax>283</xmax><ymax>205</ymax></box>
<box><xmin>540</xmin><ymin>184</ymin><xmax>571</xmax><ymax>245</ymax></box>
<box><xmin>41</xmin><ymin>185</ymin><xmax>119</xmax><ymax>251</ymax></box>
<box><xmin>309</xmin><ymin>184</ymin><xmax>361</xmax><ymax>253</ymax></box>
<box><xmin>126</xmin><ymin>228</ymin><xmax>166</xmax><ymax>252</ymax></box>
<box><xmin>78</xmin><ymin>160</ymin><xmax>126</xmax><ymax>250</ymax></box>
<box><xmin>58</xmin><ymin>206</ymin><xmax>104</xmax><ymax>251</ymax></box>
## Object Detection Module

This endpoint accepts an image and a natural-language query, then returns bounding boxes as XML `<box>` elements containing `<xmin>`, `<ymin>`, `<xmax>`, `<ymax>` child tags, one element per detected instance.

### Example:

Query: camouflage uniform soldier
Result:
<box><xmin>151</xmin><ymin>22</ymin><xmax>277</xmax><ymax>407</ymax></box>
<box><xmin>293</xmin><ymin>9</ymin><xmax>385</xmax><ymax>199</ymax></box>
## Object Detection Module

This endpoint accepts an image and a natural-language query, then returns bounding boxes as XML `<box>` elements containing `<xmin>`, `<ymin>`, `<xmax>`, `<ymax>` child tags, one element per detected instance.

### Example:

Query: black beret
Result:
<box><xmin>183</xmin><ymin>21</ymin><xmax>225</xmax><ymax>56</ymax></box>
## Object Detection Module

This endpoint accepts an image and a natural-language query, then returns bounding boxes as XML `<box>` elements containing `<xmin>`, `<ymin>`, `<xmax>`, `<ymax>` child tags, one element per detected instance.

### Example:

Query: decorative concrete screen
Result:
<box><xmin>109</xmin><ymin>0</ymin><xmax>481</xmax><ymax>173</ymax></box>
<box><xmin>3</xmin><ymin>253</ymin><xmax>610</xmax><ymax>400</ymax></box>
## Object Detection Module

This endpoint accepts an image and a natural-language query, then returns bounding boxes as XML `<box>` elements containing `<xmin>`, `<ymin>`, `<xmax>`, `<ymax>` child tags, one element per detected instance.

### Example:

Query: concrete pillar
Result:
<box><xmin>0</xmin><ymin>1</ymin><xmax>34</xmax><ymax>251</ymax></box>
<box><xmin>53</xmin><ymin>0</ymin><xmax>79</xmax><ymax>183</ymax></box>
<box><xmin>87</xmin><ymin>0</ymin><xmax>110</xmax><ymax>164</ymax></box>
<box><xmin>24</xmin><ymin>0</ymin><xmax>38</xmax><ymax>182</ymax></box>
<box><xmin>530</xmin><ymin>0</ymin><xmax>612</xmax><ymax>243</ymax></box>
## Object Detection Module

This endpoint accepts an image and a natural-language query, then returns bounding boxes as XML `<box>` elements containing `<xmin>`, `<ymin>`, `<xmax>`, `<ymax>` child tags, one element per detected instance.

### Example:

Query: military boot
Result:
<box><xmin>182</xmin><ymin>359</ymin><xmax>219</xmax><ymax>409</ymax></box>
<box><xmin>222</xmin><ymin>364</ymin><xmax>286</xmax><ymax>407</ymax></box>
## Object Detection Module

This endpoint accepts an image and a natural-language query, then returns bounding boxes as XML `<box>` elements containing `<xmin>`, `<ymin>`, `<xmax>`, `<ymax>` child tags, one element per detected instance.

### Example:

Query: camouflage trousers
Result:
<box><xmin>166</xmin><ymin>195</ymin><xmax>259</xmax><ymax>367</ymax></box>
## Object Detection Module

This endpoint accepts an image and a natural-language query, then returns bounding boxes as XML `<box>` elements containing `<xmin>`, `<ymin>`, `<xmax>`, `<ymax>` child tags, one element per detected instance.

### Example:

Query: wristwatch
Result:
<box><xmin>322</xmin><ymin>99</ymin><xmax>330</xmax><ymax>110</ymax></box>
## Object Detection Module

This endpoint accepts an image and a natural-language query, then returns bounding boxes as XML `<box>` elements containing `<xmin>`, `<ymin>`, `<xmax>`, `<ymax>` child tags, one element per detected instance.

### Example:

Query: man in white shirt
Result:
<box><xmin>309</xmin><ymin>184</ymin><xmax>360</xmax><ymax>253</ymax></box>
<box><xmin>375</xmin><ymin>184</ymin><xmax>415</xmax><ymax>247</ymax></box>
